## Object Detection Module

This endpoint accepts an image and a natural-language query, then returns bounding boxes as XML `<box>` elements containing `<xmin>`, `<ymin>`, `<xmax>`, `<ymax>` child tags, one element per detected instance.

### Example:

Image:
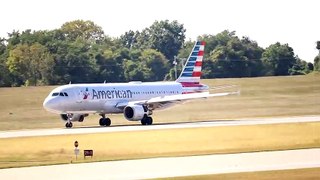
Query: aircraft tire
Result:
<box><xmin>99</xmin><ymin>118</ymin><xmax>111</xmax><ymax>127</ymax></box>
<box><xmin>141</xmin><ymin>117</ymin><xmax>153</xmax><ymax>125</ymax></box>
<box><xmin>141</xmin><ymin>118</ymin><xmax>146</xmax><ymax>125</ymax></box>
<box><xmin>146</xmin><ymin>117</ymin><xmax>153</xmax><ymax>125</ymax></box>
<box><xmin>78</xmin><ymin>115</ymin><xmax>84</xmax><ymax>122</ymax></box>
<box><xmin>99</xmin><ymin>118</ymin><xmax>104</xmax><ymax>126</ymax></box>
<box><xmin>105</xmin><ymin>118</ymin><xmax>111</xmax><ymax>126</ymax></box>
<box><xmin>65</xmin><ymin>122</ymin><xmax>73</xmax><ymax>128</ymax></box>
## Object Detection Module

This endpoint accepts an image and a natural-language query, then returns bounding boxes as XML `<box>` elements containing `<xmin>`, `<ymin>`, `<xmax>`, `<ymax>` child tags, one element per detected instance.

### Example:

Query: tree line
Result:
<box><xmin>0</xmin><ymin>19</ymin><xmax>318</xmax><ymax>87</ymax></box>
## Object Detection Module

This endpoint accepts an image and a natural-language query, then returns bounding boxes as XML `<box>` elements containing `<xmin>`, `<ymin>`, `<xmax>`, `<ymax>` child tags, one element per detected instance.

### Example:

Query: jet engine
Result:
<box><xmin>60</xmin><ymin>114</ymin><xmax>88</xmax><ymax>122</ymax></box>
<box><xmin>124</xmin><ymin>105</ymin><xmax>147</xmax><ymax>121</ymax></box>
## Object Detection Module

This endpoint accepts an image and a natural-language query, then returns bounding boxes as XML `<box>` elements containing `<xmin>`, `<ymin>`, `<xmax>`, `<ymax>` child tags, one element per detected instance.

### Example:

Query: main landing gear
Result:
<box><xmin>141</xmin><ymin>115</ymin><xmax>153</xmax><ymax>125</ymax></box>
<box><xmin>99</xmin><ymin>114</ymin><xmax>111</xmax><ymax>127</ymax></box>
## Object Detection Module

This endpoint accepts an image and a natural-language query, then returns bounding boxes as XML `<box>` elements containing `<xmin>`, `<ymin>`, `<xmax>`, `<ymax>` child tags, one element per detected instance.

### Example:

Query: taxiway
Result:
<box><xmin>0</xmin><ymin>148</ymin><xmax>319</xmax><ymax>179</ymax></box>
<box><xmin>0</xmin><ymin>116</ymin><xmax>319</xmax><ymax>138</ymax></box>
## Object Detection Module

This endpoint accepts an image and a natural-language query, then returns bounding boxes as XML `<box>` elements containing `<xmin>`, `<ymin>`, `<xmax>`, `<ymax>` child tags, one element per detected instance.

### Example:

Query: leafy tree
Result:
<box><xmin>173</xmin><ymin>40</ymin><xmax>194</xmax><ymax>80</ymax></box>
<box><xmin>198</xmin><ymin>31</ymin><xmax>264</xmax><ymax>78</ymax></box>
<box><xmin>93</xmin><ymin>46</ymin><xmax>127</xmax><ymax>83</ymax></box>
<box><xmin>289</xmin><ymin>58</ymin><xmax>311</xmax><ymax>75</ymax></box>
<box><xmin>60</xmin><ymin>20</ymin><xmax>105</xmax><ymax>43</ymax></box>
<box><xmin>199</xmin><ymin>30</ymin><xmax>235</xmax><ymax>58</ymax></box>
<box><xmin>262</xmin><ymin>42</ymin><xmax>296</xmax><ymax>76</ymax></box>
<box><xmin>0</xmin><ymin>38</ymin><xmax>12</xmax><ymax>86</ymax></box>
<box><xmin>0</xmin><ymin>63</ymin><xmax>11</xmax><ymax>86</ymax></box>
<box><xmin>6</xmin><ymin>43</ymin><xmax>54</xmax><ymax>86</ymax></box>
<box><xmin>1</xmin><ymin>20</ymin><xmax>314</xmax><ymax>86</ymax></box>
<box><xmin>123</xmin><ymin>60</ymin><xmax>151</xmax><ymax>81</ymax></box>
<box><xmin>177</xmin><ymin>40</ymin><xmax>194</xmax><ymax>59</ymax></box>
<box><xmin>307</xmin><ymin>62</ymin><xmax>314</xmax><ymax>71</ymax></box>
<box><xmin>139</xmin><ymin>49</ymin><xmax>169</xmax><ymax>81</ymax></box>
<box><xmin>240</xmin><ymin>36</ymin><xmax>264</xmax><ymax>77</ymax></box>
<box><xmin>119</xmin><ymin>30</ymin><xmax>138</xmax><ymax>49</ymax></box>
<box><xmin>19</xmin><ymin>29</ymin><xmax>38</xmax><ymax>45</ymax></box>
<box><xmin>314</xmin><ymin>41</ymin><xmax>320</xmax><ymax>71</ymax></box>
<box><xmin>134</xmin><ymin>29</ymin><xmax>151</xmax><ymax>49</ymax></box>
<box><xmin>0</xmin><ymin>38</ymin><xmax>6</xmax><ymax>55</ymax></box>
<box><xmin>314</xmin><ymin>56</ymin><xmax>320</xmax><ymax>71</ymax></box>
<box><xmin>53</xmin><ymin>38</ymin><xmax>97</xmax><ymax>84</ymax></box>
<box><xmin>6</xmin><ymin>30</ymin><xmax>21</xmax><ymax>48</ymax></box>
<box><xmin>137</xmin><ymin>20</ymin><xmax>186</xmax><ymax>61</ymax></box>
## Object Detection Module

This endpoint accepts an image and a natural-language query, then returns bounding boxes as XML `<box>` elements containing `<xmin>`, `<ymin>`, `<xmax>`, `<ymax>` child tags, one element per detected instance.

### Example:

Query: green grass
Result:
<box><xmin>0</xmin><ymin>75</ymin><xmax>319</xmax><ymax>171</ymax></box>
<box><xmin>0</xmin><ymin>121</ymin><xmax>319</xmax><ymax>168</ymax></box>
<box><xmin>1</xmin><ymin>74</ymin><xmax>320</xmax><ymax>130</ymax></box>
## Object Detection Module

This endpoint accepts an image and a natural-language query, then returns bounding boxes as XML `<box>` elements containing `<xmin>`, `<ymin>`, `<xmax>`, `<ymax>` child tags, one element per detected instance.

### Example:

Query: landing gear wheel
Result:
<box><xmin>99</xmin><ymin>118</ymin><xmax>111</xmax><ymax>127</ymax></box>
<box><xmin>65</xmin><ymin>122</ymin><xmax>73</xmax><ymax>128</ymax></box>
<box><xmin>99</xmin><ymin>118</ymin><xmax>104</xmax><ymax>126</ymax></box>
<box><xmin>141</xmin><ymin>117</ymin><xmax>153</xmax><ymax>125</ymax></box>
<box><xmin>78</xmin><ymin>115</ymin><xmax>84</xmax><ymax>122</ymax></box>
<box><xmin>104</xmin><ymin>118</ymin><xmax>111</xmax><ymax>126</ymax></box>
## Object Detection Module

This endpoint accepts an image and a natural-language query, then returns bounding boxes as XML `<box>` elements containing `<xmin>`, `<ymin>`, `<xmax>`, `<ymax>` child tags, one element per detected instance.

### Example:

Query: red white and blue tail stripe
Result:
<box><xmin>176</xmin><ymin>41</ymin><xmax>205</xmax><ymax>84</ymax></box>
<box><xmin>176</xmin><ymin>41</ymin><xmax>208</xmax><ymax>93</ymax></box>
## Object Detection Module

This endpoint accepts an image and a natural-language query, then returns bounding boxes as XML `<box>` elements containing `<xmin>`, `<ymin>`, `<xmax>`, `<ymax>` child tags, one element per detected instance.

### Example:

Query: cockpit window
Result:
<box><xmin>52</xmin><ymin>92</ymin><xmax>68</xmax><ymax>97</ymax></box>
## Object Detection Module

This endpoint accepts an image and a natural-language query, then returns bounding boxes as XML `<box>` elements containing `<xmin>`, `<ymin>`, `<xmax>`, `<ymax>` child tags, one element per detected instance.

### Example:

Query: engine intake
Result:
<box><xmin>124</xmin><ymin>105</ymin><xmax>147</xmax><ymax>121</ymax></box>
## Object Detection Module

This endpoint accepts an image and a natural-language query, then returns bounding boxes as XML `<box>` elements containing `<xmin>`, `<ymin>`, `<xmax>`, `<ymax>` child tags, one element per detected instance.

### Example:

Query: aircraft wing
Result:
<box><xmin>116</xmin><ymin>91</ymin><xmax>239</xmax><ymax>110</ymax></box>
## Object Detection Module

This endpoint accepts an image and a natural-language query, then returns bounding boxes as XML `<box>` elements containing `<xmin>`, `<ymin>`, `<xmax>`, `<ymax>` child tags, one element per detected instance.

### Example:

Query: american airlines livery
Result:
<box><xmin>43</xmin><ymin>41</ymin><xmax>238</xmax><ymax>128</ymax></box>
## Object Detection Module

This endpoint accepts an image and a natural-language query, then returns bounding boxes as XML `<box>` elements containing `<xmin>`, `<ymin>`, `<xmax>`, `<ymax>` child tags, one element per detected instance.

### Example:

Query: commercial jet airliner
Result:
<box><xmin>43</xmin><ymin>41</ymin><xmax>238</xmax><ymax>128</ymax></box>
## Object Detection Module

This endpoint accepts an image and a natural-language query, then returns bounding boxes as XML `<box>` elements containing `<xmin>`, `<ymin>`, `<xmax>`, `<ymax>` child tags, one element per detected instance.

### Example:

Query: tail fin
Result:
<box><xmin>176</xmin><ymin>41</ymin><xmax>205</xmax><ymax>84</ymax></box>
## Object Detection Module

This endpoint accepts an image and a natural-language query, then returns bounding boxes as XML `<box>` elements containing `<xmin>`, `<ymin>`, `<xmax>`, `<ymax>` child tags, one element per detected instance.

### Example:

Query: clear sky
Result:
<box><xmin>1</xmin><ymin>0</ymin><xmax>319</xmax><ymax>62</ymax></box>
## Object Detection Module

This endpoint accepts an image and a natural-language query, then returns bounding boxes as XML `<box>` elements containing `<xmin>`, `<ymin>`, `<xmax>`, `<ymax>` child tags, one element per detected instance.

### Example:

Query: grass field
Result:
<box><xmin>0</xmin><ymin>121</ymin><xmax>319</xmax><ymax>168</ymax></box>
<box><xmin>0</xmin><ymin>74</ymin><xmax>319</xmax><ymax>130</ymax></box>
<box><xmin>0</xmin><ymin>74</ymin><xmax>319</xmax><ymax>172</ymax></box>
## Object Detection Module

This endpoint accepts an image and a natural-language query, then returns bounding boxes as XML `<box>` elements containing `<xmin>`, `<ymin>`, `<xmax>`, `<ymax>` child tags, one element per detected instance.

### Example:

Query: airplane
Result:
<box><xmin>43</xmin><ymin>41</ymin><xmax>238</xmax><ymax>128</ymax></box>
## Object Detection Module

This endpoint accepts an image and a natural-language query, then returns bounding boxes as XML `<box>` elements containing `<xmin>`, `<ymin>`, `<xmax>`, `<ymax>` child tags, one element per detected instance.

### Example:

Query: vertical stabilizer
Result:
<box><xmin>176</xmin><ymin>41</ymin><xmax>205</xmax><ymax>84</ymax></box>
<box><xmin>176</xmin><ymin>41</ymin><xmax>208</xmax><ymax>93</ymax></box>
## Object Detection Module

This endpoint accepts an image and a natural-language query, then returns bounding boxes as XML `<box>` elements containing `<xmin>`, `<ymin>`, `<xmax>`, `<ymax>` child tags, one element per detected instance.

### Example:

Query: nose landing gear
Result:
<box><xmin>65</xmin><ymin>113</ymin><xmax>73</xmax><ymax>128</ymax></box>
<box><xmin>65</xmin><ymin>121</ymin><xmax>73</xmax><ymax>128</ymax></box>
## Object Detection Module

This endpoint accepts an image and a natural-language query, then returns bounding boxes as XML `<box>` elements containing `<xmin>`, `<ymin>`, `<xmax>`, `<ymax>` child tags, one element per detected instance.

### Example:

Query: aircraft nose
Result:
<box><xmin>43</xmin><ymin>98</ymin><xmax>52</xmax><ymax>111</ymax></box>
<box><xmin>43</xmin><ymin>97</ymin><xmax>61</xmax><ymax>113</ymax></box>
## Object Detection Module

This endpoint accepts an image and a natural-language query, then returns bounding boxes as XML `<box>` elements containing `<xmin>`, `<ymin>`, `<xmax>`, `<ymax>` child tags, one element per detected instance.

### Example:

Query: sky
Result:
<box><xmin>1</xmin><ymin>0</ymin><xmax>319</xmax><ymax>62</ymax></box>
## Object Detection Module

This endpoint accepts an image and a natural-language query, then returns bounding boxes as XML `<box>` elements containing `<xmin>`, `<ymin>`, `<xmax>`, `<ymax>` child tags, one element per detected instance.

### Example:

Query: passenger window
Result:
<box><xmin>64</xmin><ymin>92</ymin><xmax>68</xmax><ymax>96</ymax></box>
<box><xmin>52</xmin><ymin>92</ymin><xmax>59</xmax><ymax>96</ymax></box>
<box><xmin>59</xmin><ymin>92</ymin><xmax>64</xmax><ymax>96</ymax></box>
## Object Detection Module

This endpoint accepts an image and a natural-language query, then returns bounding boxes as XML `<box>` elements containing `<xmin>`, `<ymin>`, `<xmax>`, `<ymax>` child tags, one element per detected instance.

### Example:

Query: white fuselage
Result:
<box><xmin>43</xmin><ymin>81</ymin><xmax>183</xmax><ymax>114</ymax></box>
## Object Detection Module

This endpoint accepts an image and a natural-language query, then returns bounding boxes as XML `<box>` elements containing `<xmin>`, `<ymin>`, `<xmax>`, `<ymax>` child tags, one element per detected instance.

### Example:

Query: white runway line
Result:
<box><xmin>0</xmin><ymin>148</ymin><xmax>319</xmax><ymax>179</ymax></box>
<box><xmin>0</xmin><ymin>116</ymin><xmax>319</xmax><ymax>138</ymax></box>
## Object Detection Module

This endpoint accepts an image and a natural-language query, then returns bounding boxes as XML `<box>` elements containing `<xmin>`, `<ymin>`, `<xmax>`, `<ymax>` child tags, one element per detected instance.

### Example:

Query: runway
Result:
<box><xmin>0</xmin><ymin>115</ymin><xmax>319</xmax><ymax>138</ymax></box>
<box><xmin>0</xmin><ymin>148</ymin><xmax>319</xmax><ymax>179</ymax></box>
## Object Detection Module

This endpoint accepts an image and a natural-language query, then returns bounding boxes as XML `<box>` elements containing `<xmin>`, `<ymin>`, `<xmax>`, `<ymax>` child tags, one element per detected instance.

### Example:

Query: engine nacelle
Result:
<box><xmin>124</xmin><ymin>105</ymin><xmax>147</xmax><ymax>121</ymax></box>
<box><xmin>60</xmin><ymin>114</ymin><xmax>88</xmax><ymax>122</ymax></box>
